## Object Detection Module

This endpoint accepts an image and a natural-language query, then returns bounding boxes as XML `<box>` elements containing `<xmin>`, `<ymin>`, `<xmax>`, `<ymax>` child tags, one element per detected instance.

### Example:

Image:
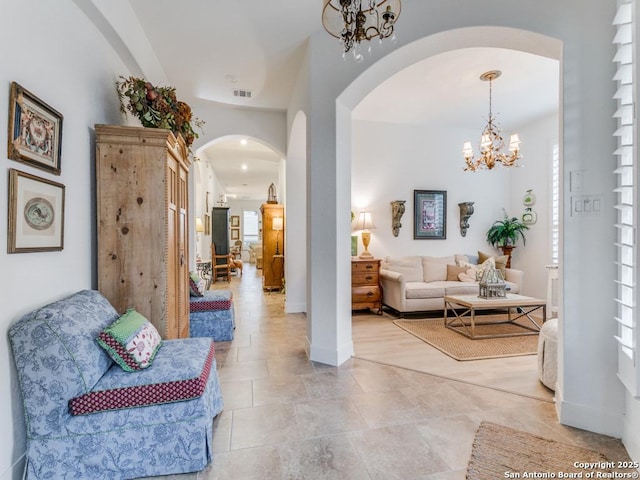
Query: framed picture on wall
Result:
<box><xmin>414</xmin><ymin>190</ymin><xmax>446</xmax><ymax>239</ymax></box>
<box><xmin>8</xmin><ymin>169</ymin><xmax>65</xmax><ymax>253</ymax></box>
<box><xmin>230</xmin><ymin>215</ymin><xmax>240</xmax><ymax>227</ymax></box>
<box><xmin>7</xmin><ymin>82</ymin><xmax>63</xmax><ymax>175</ymax></box>
<box><xmin>231</xmin><ymin>228</ymin><xmax>240</xmax><ymax>240</ymax></box>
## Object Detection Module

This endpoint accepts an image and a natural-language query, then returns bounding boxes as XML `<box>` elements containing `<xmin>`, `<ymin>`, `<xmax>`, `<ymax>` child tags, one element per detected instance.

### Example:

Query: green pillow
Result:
<box><xmin>96</xmin><ymin>308</ymin><xmax>163</xmax><ymax>372</ymax></box>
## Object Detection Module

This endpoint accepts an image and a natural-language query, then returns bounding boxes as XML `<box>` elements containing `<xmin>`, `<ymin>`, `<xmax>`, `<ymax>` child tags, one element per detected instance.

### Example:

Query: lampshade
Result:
<box><xmin>273</xmin><ymin>217</ymin><xmax>283</xmax><ymax>231</ymax></box>
<box><xmin>195</xmin><ymin>217</ymin><xmax>205</xmax><ymax>233</ymax></box>
<box><xmin>353</xmin><ymin>211</ymin><xmax>376</xmax><ymax>231</ymax></box>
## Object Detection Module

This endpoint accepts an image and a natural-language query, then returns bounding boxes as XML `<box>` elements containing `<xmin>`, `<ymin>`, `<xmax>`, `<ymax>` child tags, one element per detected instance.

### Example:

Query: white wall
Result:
<box><xmin>351</xmin><ymin>114</ymin><xmax>558</xmax><ymax>298</ymax></box>
<box><xmin>0</xmin><ymin>1</ymin><xmax>132</xmax><ymax>477</ymax></box>
<box><xmin>509</xmin><ymin>113</ymin><xmax>560</xmax><ymax>299</ymax></box>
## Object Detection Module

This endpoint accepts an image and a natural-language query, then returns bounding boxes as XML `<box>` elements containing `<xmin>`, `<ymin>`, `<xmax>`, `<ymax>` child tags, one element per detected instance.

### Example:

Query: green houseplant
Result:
<box><xmin>486</xmin><ymin>209</ymin><xmax>529</xmax><ymax>248</ymax></box>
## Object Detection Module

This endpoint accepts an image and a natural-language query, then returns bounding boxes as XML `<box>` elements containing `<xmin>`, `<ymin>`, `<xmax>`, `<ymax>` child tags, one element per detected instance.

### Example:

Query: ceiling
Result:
<box><xmin>129</xmin><ymin>2</ymin><xmax>559</xmax><ymax>200</ymax></box>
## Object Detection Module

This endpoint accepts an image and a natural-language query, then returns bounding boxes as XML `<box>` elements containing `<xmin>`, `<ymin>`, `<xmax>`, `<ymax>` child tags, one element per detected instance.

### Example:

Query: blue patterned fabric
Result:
<box><xmin>9</xmin><ymin>290</ymin><xmax>224</xmax><ymax>479</ymax></box>
<box><xmin>189</xmin><ymin>291</ymin><xmax>235</xmax><ymax>341</ymax></box>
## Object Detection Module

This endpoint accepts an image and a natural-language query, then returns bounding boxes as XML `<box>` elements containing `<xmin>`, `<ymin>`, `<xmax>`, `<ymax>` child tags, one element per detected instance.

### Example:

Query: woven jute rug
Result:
<box><xmin>393</xmin><ymin>315</ymin><xmax>539</xmax><ymax>361</ymax></box>
<box><xmin>467</xmin><ymin>421</ymin><xmax>613</xmax><ymax>480</ymax></box>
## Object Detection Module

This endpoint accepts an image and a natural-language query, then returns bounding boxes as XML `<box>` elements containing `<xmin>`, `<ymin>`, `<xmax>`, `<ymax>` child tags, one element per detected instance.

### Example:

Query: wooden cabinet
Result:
<box><xmin>351</xmin><ymin>258</ymin><xmax>382</xmax><ymax>314</ymax></box>
<box><xmin>211</xmin><ymin>207</ymin><xmax>230</xmax><ymax>280</ymax></box>
<box><xmin>260</xmin><ymin>203</ymin><xmax>284</xmax><ymax>291</ymax></box>
<box><xmin>95</xmin><ymin>125</ymin><xmax>191</xmax><ymax>339</ymax></box>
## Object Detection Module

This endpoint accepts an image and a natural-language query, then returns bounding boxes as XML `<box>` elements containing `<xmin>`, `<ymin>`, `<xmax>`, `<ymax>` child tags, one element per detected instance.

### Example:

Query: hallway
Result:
<box><xmin>148</xmin><ymin>263</ymin><xmax>632</xmax><ymax>479</ymax></box>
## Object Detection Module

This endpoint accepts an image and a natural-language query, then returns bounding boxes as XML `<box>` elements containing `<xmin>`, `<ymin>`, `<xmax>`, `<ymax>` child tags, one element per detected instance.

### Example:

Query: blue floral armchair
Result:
<box><xmin>9</xmin><ymin>290</ymin><xmax>224</xmax><ymax>479</ymax></box>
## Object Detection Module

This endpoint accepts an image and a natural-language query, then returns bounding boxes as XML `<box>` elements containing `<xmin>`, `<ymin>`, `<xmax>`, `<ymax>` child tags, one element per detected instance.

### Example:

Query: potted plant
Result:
<box><xmin>486</xmin><ymin>209</ymin><xmax>529</xmax><ymax>249</ymax></box>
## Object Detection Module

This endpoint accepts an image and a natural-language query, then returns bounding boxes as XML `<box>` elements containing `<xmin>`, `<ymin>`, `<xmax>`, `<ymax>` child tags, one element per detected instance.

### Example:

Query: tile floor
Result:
<box><xmin>142</xmin><ymin>263</ymin><xmax>632</xmax><ymax>480</ymax></box>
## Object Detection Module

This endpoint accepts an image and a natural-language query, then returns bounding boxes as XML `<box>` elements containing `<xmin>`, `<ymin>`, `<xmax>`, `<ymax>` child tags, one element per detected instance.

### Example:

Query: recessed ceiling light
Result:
<box><xmin>241</xmin><ymin>164</ymin><xmax>248</xmax><ymax>171</ymax></box>
<box><xmin>240</xmin><ymin>139</ymin><xmax>247</xmax><ymax>146</ymax></box>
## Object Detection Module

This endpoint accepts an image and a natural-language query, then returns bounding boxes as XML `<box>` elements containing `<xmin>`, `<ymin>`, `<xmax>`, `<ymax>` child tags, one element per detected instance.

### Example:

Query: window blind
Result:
<box><xmin>551</xmin><ymin>144</ymin><xmax>560</xmax><ymax>265</ymax></box>
<box><xmin>613</xmin><ymin>0</ymin><xmax>640</xmax><ymax>396</ymax></box>
<box><xmin>243</xmin><ymin>210</ymin><xmax>259</xmax><ymax>243</ymax></box>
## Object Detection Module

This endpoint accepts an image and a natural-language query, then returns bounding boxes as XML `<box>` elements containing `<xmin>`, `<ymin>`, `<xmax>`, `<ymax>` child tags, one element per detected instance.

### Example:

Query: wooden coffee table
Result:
<box><xmin>444</xmin><ymin>294</ymin><xmax>546</xmax><ymax>340</ymax></box>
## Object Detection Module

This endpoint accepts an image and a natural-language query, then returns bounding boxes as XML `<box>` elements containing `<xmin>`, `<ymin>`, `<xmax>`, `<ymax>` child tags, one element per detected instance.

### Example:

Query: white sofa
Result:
<box><xmin>379</xmin><ymin>254</ymin><xmax>524</xmax><ymax>316</ymax></box>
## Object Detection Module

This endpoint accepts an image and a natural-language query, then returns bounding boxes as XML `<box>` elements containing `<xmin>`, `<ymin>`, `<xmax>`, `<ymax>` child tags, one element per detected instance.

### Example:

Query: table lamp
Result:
<box><xmin>353</xmin><ymin>211</ymin><xmax>376</xmax><ymax>259</ymax></box>
<box><xmin>273</xmin><ymin>216</ymin><xmax>283</xmax><ymax>255</ymax></box>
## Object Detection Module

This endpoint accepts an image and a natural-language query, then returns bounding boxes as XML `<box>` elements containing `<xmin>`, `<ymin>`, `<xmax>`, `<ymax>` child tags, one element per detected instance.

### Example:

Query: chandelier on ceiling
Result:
<box><xmin>321</xmin><ymin>0</ymin><xmax>401</xmax><ymax>62</ymax></box>
<box><xmin>463</xmin><ymin>70</ymin><xmax>522</xmax><ymax>172</ymax></box>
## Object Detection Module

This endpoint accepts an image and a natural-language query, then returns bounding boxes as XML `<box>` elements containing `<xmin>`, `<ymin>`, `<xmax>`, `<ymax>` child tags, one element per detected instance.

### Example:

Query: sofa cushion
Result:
<box><xmin>97</xmin><ymin>309</ymin><xmax>163</xmax><ymax>372</ymax></box>
<box><xmin>405</xmin><ymin>282</ymin><xmax>445</xmax><ymax>299</ymax></box>
<box><xmin>445</xmin><ymin>282</ymin><xmax>481</xmax><ymax>296</ymax></box>
<box><xmin>8</xmin><ymin>290</ymin><xmax>119</xmax><ymax>438</ymax></box>
<box><xmin>422</xmin><ymin>256</ymin><xmax>455</xmax><ymax>283</ymax></box>
<box><xmin>381</xmin><ymin>256</ymin><xmax>423</xmax><ymax>282</ymax></box>
<box><xmin>190</xmin><ymin>289</ymin><xmax>233</xmax><ymax>312</ymax></box>
<box><xmin>69</xmin><ymin>339</ymin><xmax>215</xmax><ymax>415</ymax></box>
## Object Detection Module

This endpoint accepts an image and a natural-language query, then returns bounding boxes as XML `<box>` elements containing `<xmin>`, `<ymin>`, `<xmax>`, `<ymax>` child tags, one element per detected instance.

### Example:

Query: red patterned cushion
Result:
<box><xmin>190</xmin><ymin>299</ymin><xmax>232</xmax><ymax>312</ymax></box>
<box><xmin>68</xmin><ymin>342</ymin><xmax>215</xmax><ymax>415</ymax></box>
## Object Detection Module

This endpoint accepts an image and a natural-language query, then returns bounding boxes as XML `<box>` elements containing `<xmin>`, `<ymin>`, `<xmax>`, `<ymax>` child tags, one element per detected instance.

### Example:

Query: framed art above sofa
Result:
<box><xmin>414</xmin><ymin>190</ymin><xmax>446</xmax><ymax>239</ymax></box>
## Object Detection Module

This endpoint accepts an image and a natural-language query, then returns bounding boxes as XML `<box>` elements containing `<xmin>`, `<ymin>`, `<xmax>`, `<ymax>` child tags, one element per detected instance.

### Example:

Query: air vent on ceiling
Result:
<box><xmin>233</xmin><ymin>89</ymin><xmax>252</xmax><ymax>98</ymax></box>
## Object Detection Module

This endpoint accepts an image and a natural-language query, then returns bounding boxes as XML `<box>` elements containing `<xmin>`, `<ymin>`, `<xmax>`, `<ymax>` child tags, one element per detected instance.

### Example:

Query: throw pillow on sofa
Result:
<box><xmin>189</xmin><ymin>272</ymin><xmax>204</xmax><ymax>297</ymax></box>
<box><xmin>97</xmin><ymin>308</ymin><xmax>163</xmax><ymax>372</ymax></box>
<box><xmin>478</xmin><ymin>251</ymin><xmax>509</xmax><ymax>277</ymax></box>
<box><xmin>446</xmin><ymin>264</ymin><xmax>467</xmax><ymax>281</ymax></box>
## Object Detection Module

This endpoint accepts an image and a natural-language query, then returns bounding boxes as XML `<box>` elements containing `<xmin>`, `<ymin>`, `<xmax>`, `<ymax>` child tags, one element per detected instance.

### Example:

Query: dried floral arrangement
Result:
<box><xmin>116</xmin><ymin>76</ymin><xmax>204</xmax><ymax>148</ymax></box>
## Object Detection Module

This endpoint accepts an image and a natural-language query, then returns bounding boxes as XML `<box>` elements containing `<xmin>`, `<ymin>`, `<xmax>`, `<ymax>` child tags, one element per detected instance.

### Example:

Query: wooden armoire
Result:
<box><xmin>211</xmin><ymin>207</ymin><xmax>230</xmax><ymax>280</ymax></box>
<box><xmin>95</xmin><ymin>125</ymin><xmax>191</xmax><ymax>339</ymax></box>
<box><xmin>261</xmin><ymin>203</ymin><xmax>285</xmax><ymax>291</ymax></box>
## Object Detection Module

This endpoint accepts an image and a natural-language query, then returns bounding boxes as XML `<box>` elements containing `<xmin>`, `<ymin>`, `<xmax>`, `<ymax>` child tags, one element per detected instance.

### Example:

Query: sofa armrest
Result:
<box><xmin>380</xmin><ymin>268</ymin><xmax>404</xmax><ymax>283</ymax></box>
<box><xmin>379</xmin><ymin>269</ymin><xmax>407</xmax><ymax>312</ymax></box>
<box><xmin>505</xmin><ymin>268</ymin><xmax>524</xmax><ymax>292</ymax></box>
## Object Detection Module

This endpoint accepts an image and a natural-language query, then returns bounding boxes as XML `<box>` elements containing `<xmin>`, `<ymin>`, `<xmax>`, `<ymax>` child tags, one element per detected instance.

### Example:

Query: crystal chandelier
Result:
<box><xmin>462</xmin><ymin>70</ymin><xmax>522</xmax><ymax>172</ymax></box>
<box><xmin>322</xmin><ymin>0</ymin><xmax>401</xmax><ymax>62</ymax></box>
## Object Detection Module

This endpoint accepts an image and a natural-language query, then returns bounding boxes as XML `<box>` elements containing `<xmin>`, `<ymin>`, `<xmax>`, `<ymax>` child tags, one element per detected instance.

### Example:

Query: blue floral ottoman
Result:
<box><xmin>190</xmin><ymin>290</ymin><xmax>235</xmax><ymax>341</ymax></box>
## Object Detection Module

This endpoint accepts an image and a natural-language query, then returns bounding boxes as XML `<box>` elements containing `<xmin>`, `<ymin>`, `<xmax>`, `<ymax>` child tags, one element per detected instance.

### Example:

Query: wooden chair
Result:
<box><xmin>230</xmin><ymin>240</ymin><xmax>243</xmax><ymax>260</ymax></box>
<box><xmin>211</xmin><ymin>243</ymin><xmax>232</xmax><ymax>283</ymax></box>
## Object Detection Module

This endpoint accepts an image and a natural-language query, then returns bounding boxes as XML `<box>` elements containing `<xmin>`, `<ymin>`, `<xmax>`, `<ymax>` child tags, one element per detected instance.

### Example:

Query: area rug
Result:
<box><xmin>467</xmin><ymin>421</ymin><xmax>613</xmax><ymax>480</ymax></box>
<box><xmin>393</xmin><ymin>316</ymin><xmax>539</xmax><ymax>361</ymax></box>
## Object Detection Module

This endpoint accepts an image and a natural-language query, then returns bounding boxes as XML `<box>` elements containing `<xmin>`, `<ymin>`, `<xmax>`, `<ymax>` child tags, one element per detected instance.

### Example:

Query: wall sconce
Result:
<box><xmin>390</xmin><ymin>200</ymin><xmax>406</xmax><ymax>237</ymax></box>
<box><xmin>458</xmin><ymin>202</ymin><xmax>474</xmax><ymax>237</ymax></box>
<box><xmin>195</xmin><ymin>217</ymin><xmax>205</xmax><ymax>261</ymax></box>
<box><xmin>272</xmin><ymin>216</ymin><xmax>283</xmax><ymax>255</ymax></box>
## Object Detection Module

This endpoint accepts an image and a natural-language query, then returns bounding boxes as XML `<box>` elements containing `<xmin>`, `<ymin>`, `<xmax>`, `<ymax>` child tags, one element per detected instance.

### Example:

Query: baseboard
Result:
<box><xmin>557</xmin><ymin>390</ymin><xmax>624</xmax><ymax>438</ymax></box>
<box><xmin>1</xmin><ymin>453</ymin><xmax>25</xmax><ymax>480</ymax></box>
<box><xmin>623</xmin><ymin>417</ymin><xmax>640</xmax><ymax>464</ymax></box>
<box><xmin>309</xmin><ymin>339</ymin><xmax>353</xmax><ymax>367</ymax></box>
<box><xmin>284</xmin><ymin>301</ymin><xmax>306</xmax><ymax>313</ymax></box>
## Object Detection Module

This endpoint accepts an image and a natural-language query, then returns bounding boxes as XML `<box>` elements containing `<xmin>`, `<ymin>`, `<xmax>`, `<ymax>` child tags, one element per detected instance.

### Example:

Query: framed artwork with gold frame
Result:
<box><xmin>231</xmin><ymin>228</ymin><xmax>240</xmax><ymax>240</ymax></box>
<box><xmin>8</xmin><ymin>169</ymin><xmax>65</xmax><ymax>253</ymax></box>
<box><xmin>8</xmin><ymin>82</ymin><xmax>63</xmax><ymax>175</ymax></box>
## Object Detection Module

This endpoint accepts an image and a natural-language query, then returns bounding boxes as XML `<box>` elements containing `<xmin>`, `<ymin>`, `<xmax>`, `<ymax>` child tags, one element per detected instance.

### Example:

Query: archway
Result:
<box><xmin>332</xmin><ymin>26</ymin><xmax>562</xmax><ymax>383</ymax></box>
